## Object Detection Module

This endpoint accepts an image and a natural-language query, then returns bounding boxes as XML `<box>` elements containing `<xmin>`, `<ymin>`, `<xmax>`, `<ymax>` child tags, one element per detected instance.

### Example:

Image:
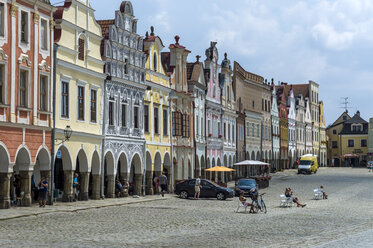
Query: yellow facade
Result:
<box><xmin>54</xmin><ymin>0</ymin><xmax>105</xmax><ymax>186</ymax></box>
<box><xmin>143</xmin><ymin>31</ymin><xmax>171</xmax><ymax>182</ymax></box>
<box><xmin>319</xmin><ymin>102</ymin><xmax>327</xmax><ymax>166</ymax></box>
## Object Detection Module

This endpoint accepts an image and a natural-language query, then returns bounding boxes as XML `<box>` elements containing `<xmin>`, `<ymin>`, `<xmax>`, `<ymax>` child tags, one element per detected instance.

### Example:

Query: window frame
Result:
<box><xmin>144</xmin><ymin>105</ymin><xmax>149</xmax><ymax>132</ymax></box>
<box><xmin>61</xmin><ymin>80</ymin><xmax>69</xmax><ymax>118</ymax></box>
<box><xmin>77</xmin><ymin>85</ymin><xmax>85</xmax><ymax>121</ymax></box>
<box><xmin>0</xmin><ymin>2</ymin><xmax>4</xmax><ymax>37</ymax></box>
<box><xmin>108</xmin><ymin>97</ymin><xmax>115</xmax><ymax>126</ymax></box>
<box><xmin>18</xmin><ymin>69</ymin><xmax>29</xmax><ymax>108</ymax></box>
<box><xmin>163</xmin><ymin>109</ymin><xmax>168</xmax><ymax>136</ymax></box>
<box><xmin>90</xmin><ymin>89</ymin><xmax>97</xmax><ymax>123</ymax></box>
<box><xmin>20</xmin><ymin>11</ymin><xmax>29</xmax><ymax>44</ymax></box>
<box><xmin>78</xmin><ymin>36</ymin><xmax>85</xmax><ymax>61</ymax></box>
<box><xmin>121</xmin><ymin>102</ymin><xmax>127</xmax><ymax>128</ymax></box>
<box><xmin>0</xmin><ymin>63</ymin><xmax>6</xmax><ymax>105</ymax></box>
<box><xmin>154</xmin><ymin>107</ymin><xmax>159</xmax><ymax>134</ymax></box>
<box><xmin>361</xmin><ymin>139</ymin><xmax>367</xmax><ymax>147</ymax></box>
<box><xmin>40</xmin><ymin>18</ymin><xmax>48</xmax><ymax>51</ymax></box>
<box><xmin>39</xmin><ymin>74</ymin><xmax>48</xmax><ymax>111</ymax></box>
<box><xmin>134</xmin><ymin>105</ymin><xmax>139</xmax><ymax>129</ymax></box>
<box><xmin>348</xmin><ymin>139</ymin><xmax>354</xmax><ymax>148</ymax></box>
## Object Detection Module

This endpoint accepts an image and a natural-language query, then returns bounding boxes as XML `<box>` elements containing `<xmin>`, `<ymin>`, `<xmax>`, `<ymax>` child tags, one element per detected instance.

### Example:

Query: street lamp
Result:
<box><xmin>64</xmin><ymin>125</ymin><xmax>73</xmax><ymax>141</ymax></box>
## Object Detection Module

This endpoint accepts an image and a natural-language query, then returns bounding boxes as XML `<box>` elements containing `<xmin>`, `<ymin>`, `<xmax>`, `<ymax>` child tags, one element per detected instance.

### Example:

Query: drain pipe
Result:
<box><xmin>49</xmin><ymin>43</ymin><xmax>59</xmax><ymax>205</ymax></box>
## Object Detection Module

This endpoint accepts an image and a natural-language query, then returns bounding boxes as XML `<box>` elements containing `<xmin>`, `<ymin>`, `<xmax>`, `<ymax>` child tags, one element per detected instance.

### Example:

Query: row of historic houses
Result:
<box><xmin>0</xmin><ymin>0</ymin><xmax>327</xmax><ymax>209</ymax></box>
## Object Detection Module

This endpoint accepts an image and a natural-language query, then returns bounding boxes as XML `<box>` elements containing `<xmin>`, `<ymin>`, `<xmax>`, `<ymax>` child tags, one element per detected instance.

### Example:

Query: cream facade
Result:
<box><xmin>54</xmin><ymin>0</ymin><xmax>105</xmax><ymax>201</ymax></box>
<box><xmin>319</xmin><ymin>101</ymin><xmax>327</xmax><ymax>166</ymax></box>
<box><xmin>143</xmin><ymin>27</ymin><xmax>172</xmax><ymax>194</ymax></box>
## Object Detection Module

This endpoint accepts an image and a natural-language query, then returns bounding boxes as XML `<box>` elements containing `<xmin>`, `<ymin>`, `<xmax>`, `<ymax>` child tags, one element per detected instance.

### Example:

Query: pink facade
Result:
<box><xmin>205</xmin><ymin>42</ymin><xmax>223</xmax><ymax>168</ymax></box>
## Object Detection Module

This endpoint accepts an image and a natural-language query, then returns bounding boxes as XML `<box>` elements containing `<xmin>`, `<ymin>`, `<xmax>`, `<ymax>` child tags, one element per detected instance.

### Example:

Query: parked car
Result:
<box><xmin>175</xmin><ymin>179</ymin><xmax>234</xmax><ymax>200</ymax></box>
<box><xmin>235</xmin><ymin>178</ymin><xmax>257</xmax><ymax>196</ymax></box>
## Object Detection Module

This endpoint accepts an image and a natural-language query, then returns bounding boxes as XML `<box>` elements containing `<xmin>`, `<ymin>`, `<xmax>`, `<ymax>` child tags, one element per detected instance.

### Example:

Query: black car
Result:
<box><xmin>235</xmin><ymin>178</ymin><xmax>257</xmax><ymax>196</ymax></box>
<box><xmin>175</xmin><ymin>179</ymin><xmax>234</xmax><ymax>200</ymax></box>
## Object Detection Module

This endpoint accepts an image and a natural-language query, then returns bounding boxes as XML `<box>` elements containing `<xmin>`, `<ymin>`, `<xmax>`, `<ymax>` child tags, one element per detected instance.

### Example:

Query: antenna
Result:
<box><xmin>340</xmin><ymin>97</ymin><xmax>351</xmax><ymax>112</ymax></box>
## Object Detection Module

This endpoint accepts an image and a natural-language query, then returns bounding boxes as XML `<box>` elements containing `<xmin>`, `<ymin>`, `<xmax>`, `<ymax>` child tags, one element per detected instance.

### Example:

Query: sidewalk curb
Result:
<box><xmin>0</xmin><ymin>196</ymin><xmax>171</xmax><ymax>221</ymax></box>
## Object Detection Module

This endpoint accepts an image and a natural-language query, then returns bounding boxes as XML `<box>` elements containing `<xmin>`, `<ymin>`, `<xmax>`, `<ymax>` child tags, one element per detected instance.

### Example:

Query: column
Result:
<box><xmin>19</xmin><ymin>171</ymin><xmax>32</xmax><ymax>206</ymax></box>
<box><xmin>106</xmin><ymin>174</ymin><xmax>115</xmax><ymax>198</ymax></box>
<box><xmin>62</xmin><ymin>170</ymin><xmax>74</xmax><ymax>202</ymax></box>
<box><xmin>10</xmin><ymin>2</ymin><xmax>18</xmax><ymax>122</ymax></box>
<box><xmin>90</xmin><ymin>174</ymin><xmax>101</xmax><ymax>200</ymax></box>
<box><xmin>78</xmin><ymin>172</ymin><xmax>89</xmax><ymax>201</ymax></box>
<box><xmin>145</xmin><ymin>170</ymin><xmax>153</xmax><ymax>195</ymax></box>
<box><xmin>0</xmin><ymin>173</ymin><xmax>11</xmax><ymax>209</ymax></box>
<box><xmin>133</xmin><ymin>173</ymin><xmax>143</xmax><ymax>196</ymax></box>
<box><xmin>33</xmin><ymin>11</ymin><xmax>40</xmax><ymax>125</ymax></box>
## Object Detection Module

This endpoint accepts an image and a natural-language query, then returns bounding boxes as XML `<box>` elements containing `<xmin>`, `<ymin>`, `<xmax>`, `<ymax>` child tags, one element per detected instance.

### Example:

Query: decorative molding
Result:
<box><xmin>0</xmin><ymin>48</ymin><xmax>8</xmax><ymax>60</ymax></box>
<box><xmin>39</xmin><ymin>60</ymin><xmax>50</xmax><ymax>71</ymax></box>
<box><xmin>33</xmin><ymin>11</ymin><xmax>40</xmax><ymax>24</ymax></box>
<box><xmin>11</xmin><ymin>2</ymin><xmax>18</xmax><ymax>17</ymax></box>
<box><xmin>18</xmin><ymin>54</ymin><xmax>32</xmax><ymax>66</ymax></box>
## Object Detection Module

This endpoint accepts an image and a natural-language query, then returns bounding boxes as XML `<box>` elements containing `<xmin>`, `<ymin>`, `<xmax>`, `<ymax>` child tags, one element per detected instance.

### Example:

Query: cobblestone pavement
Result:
<box><xmin>0</xmin><ymin>168</ymin><xmax>372</xmax><ymax>248</ymax></box>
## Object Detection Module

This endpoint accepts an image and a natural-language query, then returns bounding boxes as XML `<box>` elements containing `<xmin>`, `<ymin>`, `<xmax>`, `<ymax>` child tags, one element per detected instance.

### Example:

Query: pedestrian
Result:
<box><xmin>153</xmin><ymin>175</ymin><xmax>159</xmax><ymax>194</ymax></box>
<box><xmin>38</xmin><ymin>177</ymin><xmax>48</xmax><ymax>208</ymax></box>
<box><xmin>13</xmin><ymin>174</ymin><xmax>22</xmax><ymax>198</ymax></box>
<box><xmin>194</xmin><ymin>176</ymin><xmax>201</xmax><ymax>199</ymax></box>
<box><xmin>115</xmin><ymin>180</ymin><xmax>123</xmax><ymax>197</ymax></box>
<box><xmin>73</xmin><ymin>173</ymin><xmax>79</xmax><ymax>201</ymax></box>
<box><xmin>159</xmin><ymin>172</ymin><xmax>167</xmax><ymax>197</ymax></box>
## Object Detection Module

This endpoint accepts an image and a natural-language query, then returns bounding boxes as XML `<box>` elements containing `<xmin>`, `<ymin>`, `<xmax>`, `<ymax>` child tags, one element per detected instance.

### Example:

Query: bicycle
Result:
<box><xmin>253</xmin><ymin>193</ymin><xmax>267</xmax><ymax>213</ymax></box>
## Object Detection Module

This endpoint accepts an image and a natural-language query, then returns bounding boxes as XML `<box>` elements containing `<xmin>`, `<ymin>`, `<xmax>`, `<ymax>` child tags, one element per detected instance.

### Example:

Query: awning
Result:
<box><xmin>204</xmin><ymin>166</ymin><xmax>235</xmax><ymax>172</ymax></box>
<box><xmin>233</xmin><ymin>160</ymin><xmax>270</xmax><ymax>166</ymax></box>
<box><xmin>341</xmin><ymin>154</ymin><xmax>359</xmax><ymax>158</ymax></box>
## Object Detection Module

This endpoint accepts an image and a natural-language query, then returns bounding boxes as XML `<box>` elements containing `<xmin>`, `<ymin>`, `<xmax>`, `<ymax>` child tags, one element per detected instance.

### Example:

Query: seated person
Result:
<box><xmin>115</xmin><ymin>180</ymin><xmax>123</xmax><ymax>197</ymax></box>
<box><xmin>285</xmin><ymin>187</ymin><xmax>306</xmax><ymax>208</ymax></box>
<box><xmin>239</xmin><ymin>191</ymin><xmax>254</xmax><ymax>213</ymax></box>
<box><xmin>320</xmin><ymin>185</ymin><xmax>328</xmax><ymax>199</ymax></box>
<box><xmin>248</xmin><ymin>188</ymin><xmax>258</xmax><ymax>203</ymax></box>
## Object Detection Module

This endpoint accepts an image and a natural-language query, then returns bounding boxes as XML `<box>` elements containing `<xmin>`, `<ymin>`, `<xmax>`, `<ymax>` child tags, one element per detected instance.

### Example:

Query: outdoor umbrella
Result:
<box><xmin>204</xmin><ymin>166</ymin><xmax>235</xmax><ymax>172</ymax></box>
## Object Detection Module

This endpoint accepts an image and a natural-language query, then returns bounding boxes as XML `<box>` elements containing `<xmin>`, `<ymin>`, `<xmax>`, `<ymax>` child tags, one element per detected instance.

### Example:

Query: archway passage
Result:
<box><xmin>188</xmin><ymin>159</ymin><xmax>192</xmax><ymax>179</ymax></box>
<box><xmin>145</xmin><ymin>151</ymin><xmax>153</xmax><ymax>195</ymax></box>
<box><xmin>89</xmin><ymin>151</ymin><xmax>101</xmax><ymax>200</ymax></box>
<box><xmin>76</xmin><ymin>149</ymin><xmax>89</xmax><ymax>201</ymax></box>
<box><xmin>163</xmin><ymin>153</ymin><xmax>171</xmax><ymax>192</ymax></box>
<box><xmin>33</xmin><ymin>148</ymin><xmax>51</xmax><ymax>203</ymax></box>
<box><xmin>0</xmin><ymin>145</ymin><xmax>11</xmax><ymax>209</ymax></box>
<box><xmin>200</xmin><ymin>156</ymin><xmax>205</xmax><ymax>179</ymax></box>
<box><xmin>104</xmin><ymin>152</ymin><xmax>115</xmax><ymax>198</ymax></box>
<box><xmin>54</xmin><ymin>146</ymin><xmax>73</xmax><ymax>202</ymax></box>
<box><xmin>195</xmin><ymin>156</ymin><xmax>200</xmax><ymax>178</ymax></box>
<box><xmin>173</xmin><ymin>157</ymin><xmax>178</xmax><ymax>186</ymax></box>
<box><xmin>130</xmin><ymin>153</ymin><xmax>142</xmax><ymax>196</ymax></box>
<box><xmin>153</xmin><ymin>152</ymin><xmax>162</xmax><ymax>194</ymax></box>
<box><xmin>14</xmin><ymin>147</ymin><xmax>32</xmax><ymax>206</ymax></box>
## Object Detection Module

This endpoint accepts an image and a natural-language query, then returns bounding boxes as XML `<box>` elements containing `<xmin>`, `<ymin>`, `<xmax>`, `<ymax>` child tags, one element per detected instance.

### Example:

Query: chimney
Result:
<box><xmin>356</xmin><ymin>110</ymin><xmax>360</xmax><ymax>116</ymax></box>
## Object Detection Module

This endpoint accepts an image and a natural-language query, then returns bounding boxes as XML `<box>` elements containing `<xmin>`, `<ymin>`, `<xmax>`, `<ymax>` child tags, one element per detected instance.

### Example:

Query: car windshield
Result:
<box><xmin>300</xmin><ymin>160</ymin><xmax>312</xmax><ymax>166</ymax></box>
<box><xmin>238</xmin><ymin>180</ymin><xmax>255</xmax><ymax>186</ymax></box>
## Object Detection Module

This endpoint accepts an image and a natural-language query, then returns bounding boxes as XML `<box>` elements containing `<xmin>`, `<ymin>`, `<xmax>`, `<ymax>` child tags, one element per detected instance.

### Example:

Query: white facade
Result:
<box><xmin>305</xmin><ymin>98</ymin><xmax>313</xmax><ymax>154</ymax></box>
<box><xmin>287</xmin><ymin>89</ymin><xmax>296</xmax><ymax>168</ymax></box>
<box><xmin>295</xmin><ymin>94</ymin><xmax>306</xmax><ymax>159</ymax></box>
<box><xmin>271</xmin><ymin>85</ymin><xmax>280</xmax><ymax>170</ymax></box>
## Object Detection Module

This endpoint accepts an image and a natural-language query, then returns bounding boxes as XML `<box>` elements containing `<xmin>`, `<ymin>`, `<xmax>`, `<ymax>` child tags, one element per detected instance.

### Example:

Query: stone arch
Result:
<box><xmin>212</xmin><ymin>157</ymin><xmax>215</xmax><ymax>167</ymax></box>
<box><xmin>256</xmin><ymin>151</ymin><xmax>260</xmax><ymax>161</ymax></box>
<box><xmin>56</xmin><ymin>145</ymin><xmax>73</xmax><ymax>171</ymax></box>
<box><xmin>229</xmin><ymin>156</ymin><xmax>232</xmax><ymax>167</ymax></box>
<box><xmin>76</xmin><ymin>148</ymin><xmax>89</xmax><ymax>173</ymax></box>
<box><xmin>117</xmin><ymin>152</ymin><xmax>128</xmax><ymax>181</ymax></box>
<box><xmin>14</xmin><ymin>146</ymin><xmax>32</xmax><ymax>206</ymax></box>
<box><xmin>91</xmin><ymin>151</ymin><xmax>100</xmax><ymax>175</ymax></box>
<box><xmin>173</xmin><ymin>157</ymin><xmax>178</xmax><ymax>181</ymax></box>
<box><xmin>103</xmin><ymin>151</ymin><xmax>115</xmax><ymax>198</ymax></box>
<box><xmin>195</xmin><ymin>156</ymin><xmax>200</xmax><ymax>178</ymax></box>
<box><xmin>130</xmin><ymin>153</ymin><xmax>142</xmax><ymax>196</ymax></box>
<box><xmin>14</xmin><ymin>145</ymin><xmax>31</xmax><ymax>172</ymax></box>
<box><xmin>223</xmin><ymin>154</ymin><xmax>227</xmax><ymax>167</ymax></box>
<box><xmin>265</xmin><ymin>151</ymin><xmax>268</xmax><ymax>162</ymax></box>
<box><xmin>200</xmin><ymin>155</ymin><xmax>206</xmax><ymax>179</ymax></box>
<box><xmin>246</xmin><ymin>151</ymin><xmax>249</xmax><ymax>160</ymax></box>
<box><xmin>0</xmin><ymin>142</ymin><xmax>10</xmax><ymax>173</ymax></box>
<box><xmin>233</xmin><ymin>155</ymin><xmax>236</xmax><ymax>164</ymax></box>
<box><xmin>154</xmin><ymin>152</ymin><xmax>162</xmax><ymax>173</ymax></box>
<box><xmin>217</xmin><ymin>157</ymin><xmax>222</xmax><ymax>166</ymax></box>
<box><xmin>89</xmin><ymin>150</ymin><xmax>101</xmax><ymax>200</ymax></box>
<box><xmin>188</xmin><ymin>159</ymin><xmax>192</xmax><ymax>179</ymax></box>
<box><xmin>163</xmin><ymin>152</ymin><xmax>172</xmax><ymax>190</ymax></box>
<box><xmin>34</xmin><ymin>147</ymin><xmax>51</xmax><ymax>191</ymax></box>
<box><xmin>206</xmin><ymin>157</ymin><xmax>210</xmax><ymax>168</ymax></box>
<box><xmin>145</xmin><ymin>151</ymin><xmax>152</xmax><ymax>172</ymax></box>
<box><xmin>251</xmin><ymin>151</ymin><xmax>255</xmax><ymax>161</ymax></box>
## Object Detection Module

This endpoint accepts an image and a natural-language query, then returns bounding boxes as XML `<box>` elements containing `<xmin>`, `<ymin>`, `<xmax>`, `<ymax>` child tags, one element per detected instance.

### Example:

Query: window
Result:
<box><xmin>262</xmin><ymin>99</ymin><xmax>264</xmax><ymax>111</ymax></box>
<box><xmin>19</xmin><ymin>70</ymin><xmax>28</xmax><ymax>107</ymax></box>
<box><xmin>153</xmin><ymin>52</ymin><xmax>157</xmax><ymax>72</ymax></box>
<box><xmin>124</xmin><ymin>59</ymin><xmax>128</xmax><ymax>74</ymax></box>
<box><xmin>172</xmin><ymin>112</ymin><xmax>182</xmax><ymax>136</ymax></box>
<box><xmin>252</xmin><ymin>100</ymin><xmax>255</xmax><ymax>109</ymax></box>
<box><xmin>361</xmin><ymin>139</ymin><xmax>367</xmax><ymax>147</ymax></box>
<box><xmin>183</xmin><ymin>114</ymin><xmax>189</xmax><ymax>138</ymax></box>
<box><xmin>121</xmin><ymin>104</ymin><xmax>126</xmax><ymax>127</ymax></box>
<box><xmin>228</xmin><ymin>124</ymin><xmax>231</xmax><ymax>141</ymax></box>
<box><xmin>348</xmin><ymin>139</ymin><xmax>354</xmax><ymax>147</ymax></box>
<box><xmin>343</xmin><ymin>116</ymin><xmax>347</xmax><ymax>121</ymax></box>
<box><xmin>257</xmin><ymin>124</ymin><xmax>260</xmax><ymax>137</ymax></box>
<box><xmin>163</xmin><ymin>109</ymin><xmax>168</xmax><ymax>135</ymax></box>
<box><xmin>144</xmin><ymin>105</ymin><xmax>149</xmax><ymax>132</ymax></box>
<box><xmin>333</xmin><ymin>130</ymin><xmax>336</xmax><ymax>134</ymax></box>
<box><xmin>109</xmin><ymin>98</ymin><xmax>114</xmax><ymax>126</ymax></box>
<box><xmin>207</xmin><ymin>119</ymin><xmax>211</xmax><ymax>135</ymax></box>
<box><xmin>78</xmin><ymin>38</ymin><xmax>85</xmax><ymax>60</ymax></box>
<box><xmin>90</xmin><ymin>90</ymin><xmax>96</xmax><ymax>123</ymax></box>
<box><xmin>0</xmin><ymin>3</ymin><xmax>4</xmax><ymax>37</ymax></box>
<box><xmin>40</xmin><ymin>19</ymin><xmax>48</xmax><ymax>50</ymax></box>
<box><xmin>252</xmin><ymin>123</ymin><xmax>255</xmax><ymax>137</ymax></box>
<box><xmin>213</xmin><ymin>85</ymin><xmax>216</xmax><ymax>98</ymax></box>
<box><xmin>61</xmin><ymin>82</ymin><xmax>69</xmax><ymax>117</ymax></box>
<box><xmin>227</xmin><ymin>85</ymin><xmax>230</xmax><ymax>101</ymax></box>
<box><xmin>77</xmin><ymin>86</ymin><xmax>84</xmax><ymax>120</ymax></box>
<box><xmin>0</xmin><ymin>64</ymin><xmax>4</xmax><ymax>104</ymax></box>
<box><xmin>154</xmin><ymin>107</ymin><xmax>159</xmax><ymax>134</ymax></box>
<box><xmin>224</xmin><ymin>123</ymin><xmax>226</xmax><ymax>139</ymax></box>
<box><xmin>39</xmin><ymin>75</ymin><xmax>48</xmax><ymax>111</ymax></box>
<box><xmin>246</xmin><ymin>122</ymin><xmax>249</xmax><ymax>137</ymax></box>
<box><xmin>134</xmin><ymin>106</ymin><xmax>139</xmax><ymax>128</ymax></box>
<box><xmin>21</xmin><ymin>11</ymin><xmax>28</xmax><ymax>43</ymax></box>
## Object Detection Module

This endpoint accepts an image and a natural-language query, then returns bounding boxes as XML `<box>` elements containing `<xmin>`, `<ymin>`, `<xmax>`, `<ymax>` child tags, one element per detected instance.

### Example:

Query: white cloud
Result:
<box><xmin>312</xmin><ymin>22</ymin><xmax>356</xmax><ymax>50</ymax></box>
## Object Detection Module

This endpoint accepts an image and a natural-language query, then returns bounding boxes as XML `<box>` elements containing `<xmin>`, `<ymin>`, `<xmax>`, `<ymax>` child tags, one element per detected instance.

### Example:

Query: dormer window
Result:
<box><xmin>78</xmin><ymin>37</ymin><xmax>85</xmax><ymax>61</ymax></box>
<box><xmin>352</xmin><ymin>124</ymin><xmax>362</xmax><ymax>132</ymax></box>
<box><xmin>153</xmin><ymin>52</ymin><xmax>157</xmax><ymax>72</ymax></box>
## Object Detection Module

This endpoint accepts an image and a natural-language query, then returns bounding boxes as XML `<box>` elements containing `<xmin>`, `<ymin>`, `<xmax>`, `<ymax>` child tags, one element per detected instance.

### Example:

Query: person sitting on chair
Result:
<box><xmin>285</xmin><ymin>188</ymin><xmax>306</xmax><ymax>208</ymax></box>
<box><xmin>320</xmin><ymin>185</ymin><xmax>328</xmax><ymax>199</ymax></box>
<box><xmin>115</xmin><ymin>180</ymin><xmax>123</xmax><ymax>197</ymax></box>
<box><xmin>239</xmin><ymin>191</ymin><xmax>254</xmax><ymax>213</ymax></box>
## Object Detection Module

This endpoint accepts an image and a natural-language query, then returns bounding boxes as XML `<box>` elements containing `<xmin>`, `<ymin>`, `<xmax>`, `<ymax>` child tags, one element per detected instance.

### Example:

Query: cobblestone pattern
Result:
<box><xmin>0</xmin><ymin>168</ymin><xmax>372</xmax><ymax>247</ymax></box>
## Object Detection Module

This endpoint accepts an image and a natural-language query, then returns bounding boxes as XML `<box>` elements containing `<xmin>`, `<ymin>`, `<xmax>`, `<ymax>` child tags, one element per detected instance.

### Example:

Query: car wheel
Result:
<box><xmin>179</xmin><ymin>191</ymin><xmax>189</xmax><ymax>199</ymax></box>
<box><xmin>314</xmin><ymin>169</ymin><xmax>317</xmax><ymax>174</ymax></box>
<box><xmin>216</xmin><ymin>192</ymin><xmax>226</xmax><ymax>200</ymax></box>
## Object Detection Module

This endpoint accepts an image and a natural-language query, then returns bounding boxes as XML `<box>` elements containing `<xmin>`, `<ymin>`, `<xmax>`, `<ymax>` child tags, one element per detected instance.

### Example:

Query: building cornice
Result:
<box><xmin>57</xmin><ymin>59</ymin><xmax>106</xmax><ymax>80</ymax></box>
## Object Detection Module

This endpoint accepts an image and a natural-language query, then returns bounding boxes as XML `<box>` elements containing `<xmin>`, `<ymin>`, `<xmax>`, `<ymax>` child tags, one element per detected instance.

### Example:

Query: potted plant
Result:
<box><xmin>208</xmin><ymin>133</ymin><xmax>212</xmax><ymax>137</ymax></box>
<box><xmin>218</xmin><ymin>134</ymin><xmax>222</xmax><ymax>138</ymax></box>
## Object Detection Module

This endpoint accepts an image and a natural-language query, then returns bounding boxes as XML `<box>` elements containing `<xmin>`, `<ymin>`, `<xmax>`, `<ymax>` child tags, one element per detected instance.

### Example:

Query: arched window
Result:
<box><xmin>153</xmin><ymin>52</ymin><xmax>157</xmax><ymax>72</ymax></box>
<box><xmin>78</xmin><ymin>36</ymin><xmax>85</xmax><ymax>61</ymax></box>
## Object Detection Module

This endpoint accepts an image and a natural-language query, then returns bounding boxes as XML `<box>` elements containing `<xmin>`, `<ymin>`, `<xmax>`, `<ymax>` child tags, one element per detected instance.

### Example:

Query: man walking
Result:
<box><xmin>73</xmin><ymin>173</ymin><xmax>79</xmax><ymax>201</ymax></box>
<box><xmin>194</xmin><ymin>176</ymin><xmax>201</xmax><ymax>199</ymax></box>
<box><xmin>159</xmin><ymin>172</ymin><xmax>167</xmax><ymax>197</ymax></box>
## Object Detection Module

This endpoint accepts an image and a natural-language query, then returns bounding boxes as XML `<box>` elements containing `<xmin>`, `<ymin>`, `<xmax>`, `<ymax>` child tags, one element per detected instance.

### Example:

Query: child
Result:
<box><xmin>320</xmin><ymin>185</ymin><xmax>328</xmax><ymax>199</ymax></box>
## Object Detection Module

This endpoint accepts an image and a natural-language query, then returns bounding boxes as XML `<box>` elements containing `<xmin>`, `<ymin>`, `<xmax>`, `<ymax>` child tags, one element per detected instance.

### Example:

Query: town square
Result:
<box><xmin>0</xmin><ymin>0</ymin><xmax>373</xmax><ymax>247</ymax></box>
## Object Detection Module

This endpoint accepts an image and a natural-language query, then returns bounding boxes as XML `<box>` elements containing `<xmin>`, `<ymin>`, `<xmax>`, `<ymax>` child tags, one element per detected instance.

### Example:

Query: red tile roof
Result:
<box><xmin>97</xmin><ymin>20</ymin><xmax>115</xmax><ymax>39</ymax></box>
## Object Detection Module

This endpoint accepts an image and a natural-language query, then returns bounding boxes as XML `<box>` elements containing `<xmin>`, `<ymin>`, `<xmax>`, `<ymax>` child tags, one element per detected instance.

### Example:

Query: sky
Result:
<box><xmin>50</xmin><ymin>0</ymin><xmax>373</xmax><ymax>125</ymax></box>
